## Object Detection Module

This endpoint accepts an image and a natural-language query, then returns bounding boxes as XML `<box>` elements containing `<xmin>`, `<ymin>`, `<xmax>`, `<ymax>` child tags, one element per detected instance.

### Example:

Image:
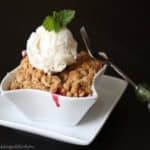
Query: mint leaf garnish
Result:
<box><xmin>42</xmin><ymin>9</ymin><xmax>75</xmax><ymax>32</ymax></box>
<box><xmin>42</xmin><ymin>16</ymin><xmax>55</xmax><ymax>31</ymax></box>
<box><xmin>53</xmin><ymin>10</ymin><xmax>75</xmax><ymax>27</ymax></box>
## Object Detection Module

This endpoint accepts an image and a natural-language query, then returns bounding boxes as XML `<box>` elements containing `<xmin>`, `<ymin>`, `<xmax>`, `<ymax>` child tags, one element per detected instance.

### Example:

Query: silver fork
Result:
<box><xmin>80</xmin><ymin>26</ymin><xmax>150</xmax><ymax>103</ymax></box>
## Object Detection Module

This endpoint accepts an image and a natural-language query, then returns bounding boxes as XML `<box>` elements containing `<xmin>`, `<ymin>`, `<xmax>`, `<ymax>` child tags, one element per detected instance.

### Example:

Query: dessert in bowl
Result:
<box><xmin>0</xmin><ymin>10</ymin><xmax>107</xmax><ymax>126</ymax></box>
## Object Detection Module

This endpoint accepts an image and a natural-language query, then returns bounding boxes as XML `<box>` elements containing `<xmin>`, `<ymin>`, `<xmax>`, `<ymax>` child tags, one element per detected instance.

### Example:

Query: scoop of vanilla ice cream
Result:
<box><xmin>26</xmin><ymin>26</ymin><xmax>77</xmax><ymax>74</ymax></box>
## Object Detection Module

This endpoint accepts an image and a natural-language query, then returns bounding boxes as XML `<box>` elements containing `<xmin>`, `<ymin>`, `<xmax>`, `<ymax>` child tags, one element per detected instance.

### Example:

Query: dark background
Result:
<box><xmin>0</xmin><ymin>0</ymin><xmax>150</xmax><ymax>149</ymax></box>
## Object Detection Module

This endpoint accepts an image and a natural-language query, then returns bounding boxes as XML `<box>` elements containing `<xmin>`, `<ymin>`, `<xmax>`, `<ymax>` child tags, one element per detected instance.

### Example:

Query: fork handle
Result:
<box><xmin>106</xmin><ymin>60</ymin><xmax>137</xmax><ymax>89</ymax></box>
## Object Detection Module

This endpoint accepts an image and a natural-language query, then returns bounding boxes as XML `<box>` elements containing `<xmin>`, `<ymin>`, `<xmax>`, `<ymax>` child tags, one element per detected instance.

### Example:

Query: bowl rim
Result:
<box><xmin>0</xmin><ymin>64</ymin><xmax>107</xmax><ymax>101</ymax></box>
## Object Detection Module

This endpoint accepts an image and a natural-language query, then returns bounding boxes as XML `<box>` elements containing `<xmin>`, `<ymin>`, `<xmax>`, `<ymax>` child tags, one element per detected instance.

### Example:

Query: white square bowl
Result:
<box><xmin>0</xmin><ymin>75</ymin><xmax>127</xmax><ymax>145</ymax></box>
<box><xmin>0</xmin><ymin>64</ymin><xmax>107</xmax><ymax>126</ymax></box>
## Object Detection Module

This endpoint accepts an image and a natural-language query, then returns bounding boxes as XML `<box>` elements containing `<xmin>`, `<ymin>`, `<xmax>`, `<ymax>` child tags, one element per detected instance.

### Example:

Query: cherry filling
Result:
<box><xmin>52</xmin><ymin>94</ymin><xmax>60</xmax><ymax>107</ymax></box>
<box><xmin>21</xmin><ymin>50</ymin><xmax>27</xmax><ymax>57</ymax></box>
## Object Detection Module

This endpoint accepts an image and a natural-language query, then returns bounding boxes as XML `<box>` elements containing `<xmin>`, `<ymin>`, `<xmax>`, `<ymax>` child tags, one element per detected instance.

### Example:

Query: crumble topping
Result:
<box><xmin>8</xmin><ymin>51</ymin><xmax>102</xmax><ymax>97</ymax></box>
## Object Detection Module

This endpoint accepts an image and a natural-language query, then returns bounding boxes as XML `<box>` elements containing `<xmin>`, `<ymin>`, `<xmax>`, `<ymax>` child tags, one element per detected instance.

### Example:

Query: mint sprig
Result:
<box><xmin>42</xmin><ymin>10</ymin><xmax>75</xmax><ymax>32</ymax></box>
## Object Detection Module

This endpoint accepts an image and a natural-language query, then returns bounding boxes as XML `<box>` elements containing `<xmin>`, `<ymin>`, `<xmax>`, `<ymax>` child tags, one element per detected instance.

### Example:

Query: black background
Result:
<box><xmin>0</xmin><ymin>0</ymin><xmax>150</xmax><ymax>150</ymax></box>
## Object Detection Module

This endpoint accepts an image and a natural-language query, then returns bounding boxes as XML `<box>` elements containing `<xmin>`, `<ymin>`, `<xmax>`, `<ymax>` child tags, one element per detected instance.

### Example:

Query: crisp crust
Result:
<box><xmin>8</xmin><ymin>51</ymin><xmax>102</xmax><ymax>97</ymax></box>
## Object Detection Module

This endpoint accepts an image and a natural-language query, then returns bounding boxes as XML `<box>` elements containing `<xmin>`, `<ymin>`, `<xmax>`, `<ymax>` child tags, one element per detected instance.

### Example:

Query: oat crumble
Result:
<box><xmin>8</xmin><ymin>51</ymin><xmax>102</xmax><ymax>97</ymax></box>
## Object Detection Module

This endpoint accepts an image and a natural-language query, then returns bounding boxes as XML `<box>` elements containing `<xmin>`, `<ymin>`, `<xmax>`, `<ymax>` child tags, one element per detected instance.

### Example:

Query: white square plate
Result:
<box><xmin>0</xmin><ymin>75</ymin><xmax>127</xmax><ymax>145</ymax></box>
